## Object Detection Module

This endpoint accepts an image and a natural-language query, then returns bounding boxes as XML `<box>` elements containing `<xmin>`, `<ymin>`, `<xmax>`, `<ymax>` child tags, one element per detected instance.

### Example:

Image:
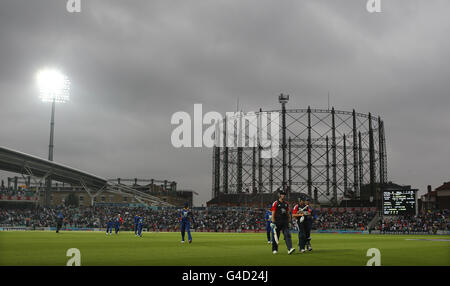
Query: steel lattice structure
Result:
<box><xmin>212</xmin><ymin>107</ymin><xmax>387</xmax><ymax>206</ymax></box>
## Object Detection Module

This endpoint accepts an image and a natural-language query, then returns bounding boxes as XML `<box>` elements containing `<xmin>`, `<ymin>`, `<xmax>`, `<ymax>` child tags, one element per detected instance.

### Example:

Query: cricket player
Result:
<box><xmin>264</xmin><ymin>204</ymin><xmax>273</xmax><ymax>244</ymax></box>
<box><xmin>137</xmin><ymin>214</ymin><xmax>144</xmax><ymax>237</ymax></box>
<box><xmin>56</xmin><ymin>211</ymin><xmax>64</xmax><ymax>233</ymax></box>
<box><xmin>134</xmin><ymin>214</ymin><xmax>140</xmax><ymax>236</ymax></box>
<box><xmin>304</xmin><ymin>198</ymin><xmax>314</xmax><ymax>251</ymax></box>
<box><xmin>179</xmin><ymin>202</ymin><xmax>195</xmax><ymax>243</ymax></box>
<box><xmin>270</xmin><ymin>190</ymin><xmax>295</xmax><ymax>254</ymax></box>
<box><xmin>292</xmin><ymin>196</ymin><xmax>313</xmax><ymax>252</ymax></box>
<box><xmin>114</xmin><ymin>214</ymin><xmax>123</xmax><ymax>234</ymax></box>
<box><xmin>106</xmin><ymin>217</ymin><xmax>114</xmax><ymax>235</ymax></box>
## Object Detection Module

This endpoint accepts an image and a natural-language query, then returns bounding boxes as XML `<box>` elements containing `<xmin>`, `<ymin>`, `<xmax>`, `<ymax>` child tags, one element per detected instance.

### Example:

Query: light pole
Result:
<box><xmin>278</xmin><ymin>93</ymin><xmax>289</xmax><ymax>196</ymax></box>
<box><xmin>36</xmin><ymin>68</ymin><xmax>70</xmax><ymax>207</ymax></box>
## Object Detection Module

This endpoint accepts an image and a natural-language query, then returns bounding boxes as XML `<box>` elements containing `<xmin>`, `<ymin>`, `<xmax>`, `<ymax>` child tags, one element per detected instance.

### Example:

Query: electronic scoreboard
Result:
<box><xmin>383</xmin><ymin>190</ymin><xmax>416</xmax><ymax>215</ymax></box>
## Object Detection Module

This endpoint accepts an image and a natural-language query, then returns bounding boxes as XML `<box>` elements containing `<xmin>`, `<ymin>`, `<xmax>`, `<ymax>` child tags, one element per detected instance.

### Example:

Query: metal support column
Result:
<box><xmin>269</xmin><ymin>157</ymin><xmax>273</xmax><ymax>193</ymax></box>
<box><xmin>237</xmin><ymin>147</ymin><xmax>243</xmax><ymax>193</ymax></box>
<box><xmin>343</xmin><ymin>134</ymin><xmax>348</xmax><ymax>194</ymax></box>
<box><xmin>369</xmin><ymin>113</ymin><xmax>376</xmax><ymax>201</ymax></box>
<box><xmin>223</xmin><ymin>118</ymin><xmax>229</xmax><ymax>194</ymax></box>
<box><xmin>378</xmin><ymin>117</ymin><xmax>385</xmax><ymax>186</ymax></box>
<box><xmin>212</xmin><ymin>148</ymin><xmax>216</xmax><ymax>198</ymax></box>
<box><xmin>358</xmin><ymin>131</ymin><xmax>363</xmax><ymax>193</ymax></box>
<box><xmin>252</xmin><ymin>146</ymin><xmax>256</xmax><ymax>192</ymax></box>
<box><xmin>281</xmin><ymin>100</ymin><xmax>287</xmax><ymax>193</ymax></box>
<box><xmin>258</xmin><ymin>146</ymin><xmax>263</xmax><ymax>194</ymax></box>
<box><xmin>314</xmin><ymin>188</ymin><xmax>318</xmax><ymax>205</ymax></box>
<box><xmin>331</xmin><ymin>107</ymin><xmax>337</xmax><ymax>205</ymax></box>
<box><xmin>352</xmin><ymin>110</ymin><xmax>359</xmax><ymax>197</ymax></box>
<box><xmin>381</xmin><ymin>120</ymin><xmax>388</xmax><ymax>182</ymax></box>
<box><xmin>213</xmin><ymin>145</ymin><xmax>221</xmax><ymax>198</ymax></box>
<box><xmin>378</xmin><ymin>117</ymin><xmax>385</xmax><ymax>213</ymax></box>
<box><xmin>288</xmin><ymin>137</ymin><xmax>292</xmax><ymax>195</ymax></box>
<box><xmin>258</xmin><ymin>108</ymin><xmax>263</xmax><ymax>194</ymax></box>
<box><xmin>307</xmin><ymin>106</ymin><xmax>312</xmax><ymax>198</ymax></box>
<box><xmin>326</xmin><ymin>136</ymin><xmax>330</xmax><ymax>196</ymax></box>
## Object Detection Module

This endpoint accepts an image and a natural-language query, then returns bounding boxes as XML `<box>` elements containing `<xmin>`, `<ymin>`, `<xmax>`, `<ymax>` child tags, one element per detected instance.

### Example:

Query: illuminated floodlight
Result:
<box><xmin>36</xmin><ymin>68</ymin><xmax>70</xmax><ymax>103</ymax></box>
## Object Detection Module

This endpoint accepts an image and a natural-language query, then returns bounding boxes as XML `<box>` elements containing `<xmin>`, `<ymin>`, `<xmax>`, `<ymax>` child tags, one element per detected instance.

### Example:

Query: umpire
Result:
<box><xmin>270</xmin><ymin>190</ymin><xmax>295</xmax><ymax>255</ymax></box>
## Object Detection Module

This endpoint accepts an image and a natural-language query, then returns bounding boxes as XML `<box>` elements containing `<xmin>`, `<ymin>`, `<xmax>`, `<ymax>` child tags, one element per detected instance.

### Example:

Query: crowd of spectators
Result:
<box><xmin>194</xmin><ymin>208</ymin><xmax>264</xmax><ymax>231</ymax></box>
<box><xmin>0</xmin><ymin>206</ymin><xmax>267</xmax><ymax>231</ymax></box>
<box><xmin>314</xmin><ymin>211</ymin><xmax>376</xmax><ymax>230</ymax></box>
<box><xmin>374</xmin><ymin>209</ymin><xmax>450</xmax><ymax>234</ymax></box>
<box><xmin>0</xmin><ymin>205</ymin><xmax>448</xmax><ymax>233</ymax></box>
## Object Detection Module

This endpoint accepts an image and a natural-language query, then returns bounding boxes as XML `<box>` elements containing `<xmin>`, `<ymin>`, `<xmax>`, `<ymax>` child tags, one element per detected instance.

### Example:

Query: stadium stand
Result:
<box><xmin>0</xmin><ymin>205</ymin><xmax>448</xmax><ymax>233</ymax></box>
<box><xmin>374</xmin><ymin>209</ymin><xmax>449</xmax><ymax>234</ymax></box>
<box><xmin>315</xmin><ymin>210</ymin><xmax>376</xmax><ymax>231</ymax></box>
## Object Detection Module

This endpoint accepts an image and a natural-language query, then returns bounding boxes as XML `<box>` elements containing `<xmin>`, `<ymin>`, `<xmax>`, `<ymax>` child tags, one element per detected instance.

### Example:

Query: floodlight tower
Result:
<box><xmin>36</xmin><ymin>68</ymin><xmax>70</xmax><ymax>206</ymax></box>
<box><xmin>278</xmin><ymin>93</ymin><xmax>289</xmax><ymax>195</ymax></box>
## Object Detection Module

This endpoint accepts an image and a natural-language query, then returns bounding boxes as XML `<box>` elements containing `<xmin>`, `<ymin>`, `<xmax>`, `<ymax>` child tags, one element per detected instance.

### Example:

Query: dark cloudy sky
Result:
<box><xmin>0</xmin><ymin>0</ymin><xmax>449</xmax><ymax>206</ymax></box>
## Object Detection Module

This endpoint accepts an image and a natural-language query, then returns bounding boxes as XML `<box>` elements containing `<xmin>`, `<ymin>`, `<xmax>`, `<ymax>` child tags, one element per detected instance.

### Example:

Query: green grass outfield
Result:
<box><xmin>0</xmin><ymin>231</ymin><xmax>449</xmax><ymax>266</ymax></box>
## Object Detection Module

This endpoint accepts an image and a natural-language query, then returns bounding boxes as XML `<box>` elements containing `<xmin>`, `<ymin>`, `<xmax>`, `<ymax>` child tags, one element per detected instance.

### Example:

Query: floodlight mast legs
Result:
<box><xmin>49</xmin><ymin>98</ymin><xmax>55</xmax><ymax>161</ymax></box>
<box><xmin>45</xmin><ymin>99</ymin><xmax>56</xmax><ymax>207</ymax></box>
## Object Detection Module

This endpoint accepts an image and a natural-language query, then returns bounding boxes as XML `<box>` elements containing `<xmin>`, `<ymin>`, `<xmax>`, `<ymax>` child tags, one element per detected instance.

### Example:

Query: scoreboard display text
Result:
<box><xmin>383</xmin><ymin>190</ymin><xmax>416</xmax><ymax>215</ymax></box>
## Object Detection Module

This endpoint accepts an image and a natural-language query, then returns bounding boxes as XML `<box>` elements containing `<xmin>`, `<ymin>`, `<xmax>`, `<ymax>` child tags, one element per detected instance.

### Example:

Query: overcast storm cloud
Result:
<box><xmin>0</xmin><ymin>0</ymin><xmax>449</xmax><ymax>205</ymax></box>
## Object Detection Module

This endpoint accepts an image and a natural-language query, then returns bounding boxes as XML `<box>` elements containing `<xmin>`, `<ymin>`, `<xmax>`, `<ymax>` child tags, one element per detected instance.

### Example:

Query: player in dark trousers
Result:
<box><xmin>270</xmin><ymin>190</ymin><xmax>295</xmax><ymax>254</ymax></box>
<box><xmin>134</xmin><ymin>214</ymin><xmax>140</xmax><ymax>236</ymax></box>
<box><xmin>264</xmin><ymin>204</ymin><xmax>273</xmax><ymax>244</ymax></box>
<box><xmin>179</xmin><ymin>202</ymin><xmax>195</xmax><ymax>243</ymax></box>
<box><xmin>304</xmin><ymin>198</ymin><xmax>313</xmax><ymax>251</ymax></box>
<box><xmin>114</xmin><ymin>214</ymin><xmax>123</xmax><ymax>234</ymax></box>
<box><xmin>56</xmin><ymin>211</ymin><xmax>64</xmax><ymax>233</ymax></box>
<box><xmin>137</xmin><ymin>214</ymin><xmax>144</xmax><ymax>237</ymax></box>
<box><xmin>106</xmin><ymin>217</ymin><xmax>114</xmax><ymax>235</ymax></box>
<box><xmin>293</xmin><ymin>197</ymin><xmax>308</xmax><ymax>253</ymax></box>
